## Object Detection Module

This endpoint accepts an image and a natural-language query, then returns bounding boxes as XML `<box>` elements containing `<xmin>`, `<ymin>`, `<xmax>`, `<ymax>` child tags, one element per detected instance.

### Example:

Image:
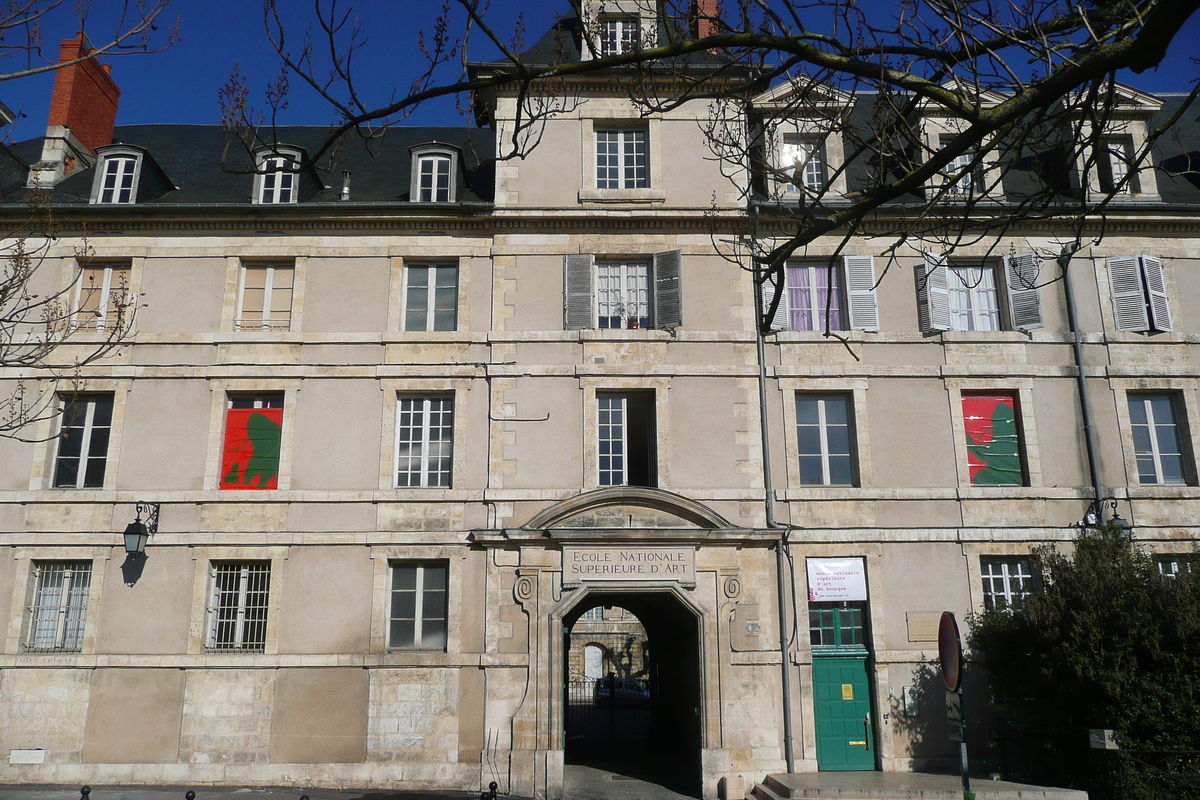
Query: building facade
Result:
<box><xmin>0</xmin><ymin>8</ymin><xmax>1197</xmax><ymax>800</ymax></box>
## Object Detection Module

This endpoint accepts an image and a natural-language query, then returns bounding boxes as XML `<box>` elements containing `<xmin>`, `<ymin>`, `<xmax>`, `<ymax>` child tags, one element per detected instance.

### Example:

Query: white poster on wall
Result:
<box><xmin>807</xmin><ymin>557</ymin><xmax>868</xmax><ymax>601</ymax></box>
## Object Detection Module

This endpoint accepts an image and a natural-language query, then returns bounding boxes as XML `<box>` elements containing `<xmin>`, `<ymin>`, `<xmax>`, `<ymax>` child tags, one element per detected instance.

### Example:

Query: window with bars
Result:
<box><xmin>257</xmin><ymin>155</ymin><xmax>296</xmax><ymax>204</ymax></box>
<box><xmin>601</xmin><ymin>17</ymin><xmax>639</xmax><ymax>55</ymax></box>
<box><xmin>808</xmin><ymin>602</ymin><xmax>865</xmax><ymax>647</ymax></box>
<box><xmin>416</xmin><ymin>154</ymin><xmax>453</xmax><ymax>202</ymax></box>
<box><xmin>598</xmin><ymin>391</ymin><xmax>656</xmax><ymax>488</ymax></box>
<box><xmin>779</xmin><ymin>136</ymin><xmax>826</xmax><ymax>194</ymax></box>
<box><xmin>396</xmin><ymin>395</ymin><xmax>454</xmax><ymax>488</ymax></box>
<box><xmin>596</xmin><ymin>129</ymin><xmax>648</xmax><ymax>189</ymax></box>
<box><xmin>237</xmin><ymin>263</ymin><xmax>294</xmax><ymax>330</ymax></box>
<box><xmin>389</xmin><ymin>561</ymin><xmax>448</xmax><ymax>650</ymax></box>
<box><xmin>403</xmin><ymin>264</ymin><xmax>458</xmax><ymax>331</ymax></box>
<box><xmin>26</xmin><ymin>561</ymin><xmax>92</xmax><ymax>652</ymax></box>
<box><xmin>597</xmin><ymin>260</ymin><xmax>652</xmax><ymax>329</ymax></box>
<box><xmin>74</xmin><ymin>262</ymin><xmax>131</xmax><ymax>331</ymax></box>
<box><xmin>53</xmin><ymin>394</ymin><xmax>114</xmax><ymax>489</ymax></box>
<box><xmin>980</xmin><ymin>556</ymin><xmax>1035</xmax><ymax>610</ymax></box>
<box><xmin>1128</xmin><ymin>393</ymin><xmax>1190</xmax><ymax>485</ymax></box>
<box><xmin>795</xmin><ymin>394</ymin><xmax>856</xmax><ymax>486</ymax></box>
<box><xmin>95</xmin><ymin>155</ymin><xmax>138</xmax><ymax>203</ymax></box>
<box><xmin>207</xmin><ymin>562</ymin><xmax>271</xmax><ymax>651</ymax></box>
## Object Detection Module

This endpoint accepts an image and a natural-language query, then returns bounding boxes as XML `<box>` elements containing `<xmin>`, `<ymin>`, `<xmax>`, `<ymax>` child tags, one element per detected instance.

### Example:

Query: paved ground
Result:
<box><xmin>0</xmin><ymin>787</ymin><xmax>517</xmax><ymax>800</ymax></box>
<box><xmin>562</xmin><ymin>765</ymin><xmax>699</xmax><ymax>800</ymax></box>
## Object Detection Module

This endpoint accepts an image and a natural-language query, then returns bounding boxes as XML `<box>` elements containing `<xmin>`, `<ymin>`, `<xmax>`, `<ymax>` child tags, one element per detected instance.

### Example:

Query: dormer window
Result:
<box><xmin>410</xmin><ymin>144</ymin><xmax>461</xmax><ymax>203</ymax></box>
<box><xmin>940</xmin><ymin>138</ymin><xmax>983</xmax><ymax>197</ymax></box>
<box><xmin>255</xmin><ymin>149</ymin><xmax>300</xmax><ymax>204</ymax></box>
<box><xmin>779</xmin><ymin>135</ymin><xmax>826</xmax><ymax>194</ymax></box>
<box><xmin>602</xmin><ymin>17</ymin><xmax>639</xmax><ymax>56</ymax></box>
<box><xmin>89</xmin><ymin>148</ymin><xmax>146</xmax><ymax>205</ymax></box>
<box><xmin>1098</xmin><ymin>136</ymin><xmax>1137</xmax><ymax>195</ymax></box>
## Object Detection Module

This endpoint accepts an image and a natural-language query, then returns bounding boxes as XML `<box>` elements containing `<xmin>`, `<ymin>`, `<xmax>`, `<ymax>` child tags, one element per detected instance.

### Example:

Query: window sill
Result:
<box><xmin>578</xmin><ymin>188</ymin><xmax>665</xmax><ymax>204</ymax></box>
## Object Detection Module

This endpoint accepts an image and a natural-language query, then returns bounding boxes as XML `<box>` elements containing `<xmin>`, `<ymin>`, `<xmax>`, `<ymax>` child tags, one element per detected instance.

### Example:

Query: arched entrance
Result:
<box><xmin>562</xmin><ymin>590</ymin><xmax>703</xmax><ymax>797</ymax></box>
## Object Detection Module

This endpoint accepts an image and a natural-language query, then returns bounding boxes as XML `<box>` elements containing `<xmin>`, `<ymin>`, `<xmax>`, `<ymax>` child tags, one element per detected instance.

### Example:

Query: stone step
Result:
<box><xmin>750</xmin><ymin>782</ymin><xmax>789</xmax><ymax>800</ymax></box>
<box><xmin>757</xmin><ymin>773</ymin><xmax>1089</xmax><ymax>800</ymax></box>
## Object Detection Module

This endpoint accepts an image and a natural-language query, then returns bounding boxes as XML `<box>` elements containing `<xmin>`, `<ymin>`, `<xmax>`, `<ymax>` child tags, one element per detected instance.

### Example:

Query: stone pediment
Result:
<box><xmin>521</xmin><ymin>487</ymin><xmax>732</xmax><ymax>531</ymax></box>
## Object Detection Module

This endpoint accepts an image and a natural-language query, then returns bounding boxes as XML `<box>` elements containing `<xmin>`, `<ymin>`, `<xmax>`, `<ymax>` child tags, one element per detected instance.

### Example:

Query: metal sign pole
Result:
<box><xmin>938</xmin><ymin>612</ymin><xmax>974</xmax><ymax>800</ymax></box>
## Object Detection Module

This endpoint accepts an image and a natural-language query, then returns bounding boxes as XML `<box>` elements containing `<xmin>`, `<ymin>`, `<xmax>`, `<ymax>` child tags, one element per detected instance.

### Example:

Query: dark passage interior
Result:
<box><xmin>563</xmin><ymin>591</ymin><xmax>702</xmax><ymax>798</ymax></box>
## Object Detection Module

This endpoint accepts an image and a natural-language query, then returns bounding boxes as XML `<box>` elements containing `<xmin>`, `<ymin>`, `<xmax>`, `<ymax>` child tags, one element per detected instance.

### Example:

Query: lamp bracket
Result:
<box><xmin>135</xmin><ymin>502</ymin><xmax>160</xmax><ymax>536</ymax></box>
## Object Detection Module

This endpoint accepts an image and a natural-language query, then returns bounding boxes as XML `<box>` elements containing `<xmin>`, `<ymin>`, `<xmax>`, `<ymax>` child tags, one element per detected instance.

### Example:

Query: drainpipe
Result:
<box><xmin>751</xmin><ymin>203</ymin><xmax>797</xmax><ymax>773</ymax></box>
<box><xmin>1058</xmin><ymin>249</ymin><xmax>1104</xmax><ymax>504</ymax></box>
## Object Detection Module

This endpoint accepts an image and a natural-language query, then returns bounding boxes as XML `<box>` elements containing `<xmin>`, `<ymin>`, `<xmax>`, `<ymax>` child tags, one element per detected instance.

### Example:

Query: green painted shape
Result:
<box><xmin>812</xmin><ymin>654</ymin><xmax>875</xmax><ymax>770</ymax></box>
<box><xmin>967</xmin><ymin>403</ymin><xmax>1022</xmax><ymax>486</ymax></box>
<box><xmin>242</xmin><ymin>411</ymin><xmax>282</xmax><ymax>486</ymax></box>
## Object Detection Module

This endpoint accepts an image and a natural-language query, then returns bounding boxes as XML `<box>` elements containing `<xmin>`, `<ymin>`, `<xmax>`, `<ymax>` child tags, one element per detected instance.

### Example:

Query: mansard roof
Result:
<box><xmin>4</xmin><ymin>124</ymin><xmax>496</xmax><ymax>206</ymax></box>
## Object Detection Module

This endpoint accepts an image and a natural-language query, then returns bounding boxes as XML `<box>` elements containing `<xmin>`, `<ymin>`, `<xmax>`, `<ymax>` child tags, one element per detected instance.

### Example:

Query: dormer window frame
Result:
<box><xmin>1071</xmin><ymin>84</ymin><xmax>1162</xmax><ymax>203</ymax></box>
<box><xmin>601</xmin><ymin>15</ymin><xmax>640</xmax><ymax>56</ymax></box>
<box><xmin>409</xmin><ymin>143</ymin><xmax>462</xmax><ymax>204</ymax></box>
<box><xmin>580</xmin><ymin>0</ymin><xmax>657</xmax><ymax>60</ymax></box>
<box><xmin>89</xmin><ymin>146</ymin><xmax>144</xmax><ymax>205</ymax></box>
<box><xmin>752</xmin><ymin>80</ymin><xmax>853</xmax><ymax>202</ymax></box>
<box><xmin>254</xmin><ymin>146</ymin><xmax>302</xmax><ymax>205</ymax></box>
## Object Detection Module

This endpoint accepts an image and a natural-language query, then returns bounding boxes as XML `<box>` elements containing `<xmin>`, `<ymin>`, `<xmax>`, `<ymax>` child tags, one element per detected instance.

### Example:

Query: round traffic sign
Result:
<box><xmin>938</xmin><ymin>611</ymin><xmax>963</xmax><ymax>692</ymax></box>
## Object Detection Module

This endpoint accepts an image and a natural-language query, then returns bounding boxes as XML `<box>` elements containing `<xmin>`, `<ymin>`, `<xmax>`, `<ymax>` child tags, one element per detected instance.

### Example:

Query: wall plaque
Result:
<box><xmin>562</xmin><ymin>546</ymin><xmax>695</xmax><ymax>585</ymax></box>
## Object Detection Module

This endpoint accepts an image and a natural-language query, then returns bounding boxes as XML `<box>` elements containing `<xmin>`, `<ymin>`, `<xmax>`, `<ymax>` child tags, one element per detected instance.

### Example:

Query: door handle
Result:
<box><xmin>863</xmin><ymin>713</ymin><xmax>871</xmax><ymax>750</ymax></box>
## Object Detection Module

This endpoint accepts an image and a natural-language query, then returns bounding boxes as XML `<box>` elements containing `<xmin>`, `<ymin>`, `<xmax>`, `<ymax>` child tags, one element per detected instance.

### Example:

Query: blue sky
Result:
<box><xmin>0</xmin><ymin>0</ymin><xmax>1196</xmax><ymax>142</ymax></box>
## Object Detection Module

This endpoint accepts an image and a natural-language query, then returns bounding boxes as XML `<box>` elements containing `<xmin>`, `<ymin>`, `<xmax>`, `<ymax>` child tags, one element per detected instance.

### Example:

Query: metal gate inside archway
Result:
<box><xmin>562</xmin><ymin>591</ymin><xmax>702</xmax><ymax>797</ymax></box>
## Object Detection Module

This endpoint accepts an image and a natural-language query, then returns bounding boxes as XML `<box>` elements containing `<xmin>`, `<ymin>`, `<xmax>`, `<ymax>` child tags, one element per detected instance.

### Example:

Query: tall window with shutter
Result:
<box><xmin>1107</xmin><ymin>256</ymin><xmax>1171</xmax><ymax>333</ymax></box>
<box><xmin>564</xmin><ymin>251</ymin><xmax>682</xmax><ymax>331</ymax></box>
<box><xmin>762</xmin><ymin>256</ymin><xmax>878</xmax><ymax>333</ymax></box>
<box><xmin>918</xmin><ymin>252</ymin><xmax>1043</xmax><ymax>334</ymax></box>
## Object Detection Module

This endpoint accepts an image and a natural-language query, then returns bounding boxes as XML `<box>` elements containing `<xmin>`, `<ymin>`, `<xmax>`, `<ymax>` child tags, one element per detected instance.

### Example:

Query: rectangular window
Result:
<box><xmin>53</xmin><ymin>394</ymin><xmax>114</xmax><ymax>489</ymax></box>
<box><xmin>948</xmin><ymin>265</ymin><xmax>1001</xmax><ymax>331</ymax></box>
<box><xmin>25</xmin><ymin>561</ymin><xmax>92</xmax><ymax>652</ymax></box>
<box><xmin>808</xmin><ymin>602</ymin><xmax>865</xmax><ymax>647</ymax></box>
<box><xmin>207</xmin><ymin>562</ymin><xmax>271</xmax><ymax>651</ymax></box>
<box><xmin>259</xmin><ymin>156</ymin><xmax>295</xmax><ymax>204</ymax></box>
<box><xmin>97</xmin><ymin>156</ymin><xmax>137</xmax><ymax>203</ymax></box>
<box><xmin>1128</xmin><ymin>393</ymin><xmax>1189</xmax><ymax>485</ymax></box>
<box><xmin>940</xmin><ymin>139</ymin><xmax>982</xmax><ymax>196</ymax></box>
<box><xmin>389</xmin><ymin>561</ymin><xmax>448</xmax><ymax>650</ymax></box>
<box><xmin>785</xmin><ymin>263</ymin><xmax>844</xmax><ymax>331</ymax></box>
<box><xmin>75</xmin><ymin>262</ymin><xmax>130</xmax><ymax>331</ymax></box>
<box><xmin>417</xmin><ymin>154</ymin><xmax>452</xmax><ymax>202</ymax></box>
<box><xmin>795</xmin><ymin>394</ymin><xmax>855</xmax><ymax>486</ymax></box>
<box><xmin>601</xmin><ymin>17</ymin><xmax>638</xmax><ymax>56</ymax></box>
<box><xmin>395</xmin><ymin>395</ymin><xmax>454</xmax><ymax>488</ymax></box>
<box><xmin>597</xmin><ymin>260</ymin><xmax>652</xmax><ymax>329</ymax></box>
<box><xmin>962</xmin><ymin>392</ymin><xmax>1025</xmax><ymax>487</ymax></box>
<box><xmin>1156</xmin><ymin>555</ymin><xmax>1193</xmax><ymax>578</ymax></box>
<box><xmin>237</xmin><ymin>263</ymin><xmax>294</xmax><ymax>330</ymax></box>
<box><xmin>980</xmin><ymin>556</ymin><xmax>1035</xmax><ymax>610</ymax></box>
<box><xmin>1099</xmin><ymin>137</ymin><xmax>1136</xmax><ymax>194</ymax></box>
<box><xmin>403</xmin><ymin>263</ymin><xmax>458</xmax><ymax>331</ymax></box>
<box><xmin>598</xmin><ymin>391</ymin><xmax>656</xmax><ymax>488</ymax></box>
<box><xmin>596</xmin><ymin>129</ymin><xmax>648</xmax><ymax>189</ymax></box>
<box><xmin>221</xmin><ymin>394</ymin><xmax>284</xmax><ymax>490</ymax></box>
<box><xmin>779</xmin><ymin>136</ymin><xmax>825</xmax><ymax>193</ymax></box>
<box><xmin>582</xmin><ymin>606</ymin><xmax>605</xmax><ymax>621</ymax></box>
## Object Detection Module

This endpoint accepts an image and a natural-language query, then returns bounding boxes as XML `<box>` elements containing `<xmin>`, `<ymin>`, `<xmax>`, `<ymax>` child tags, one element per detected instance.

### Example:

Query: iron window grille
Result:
<box><xmin>206</xmin><ymin>562</ymin><xmax>271</xmax><ymax>651</ymax></box>
<box><xmin>26</xmin><ymin>561</ymin><xmax>92</xmax><ymax>652</ymax></box>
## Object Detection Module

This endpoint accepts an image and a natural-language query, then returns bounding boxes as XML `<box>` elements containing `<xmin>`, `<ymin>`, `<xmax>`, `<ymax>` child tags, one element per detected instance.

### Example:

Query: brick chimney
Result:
<box><xmin>27</xmin><ymin>34</ymin><xmax>121</xmax><ymax>187</ymax></box>
<box><xmin>692</xmin><ymin>0</ymin><xmax>720</xmax><ymax>39</ymax></box>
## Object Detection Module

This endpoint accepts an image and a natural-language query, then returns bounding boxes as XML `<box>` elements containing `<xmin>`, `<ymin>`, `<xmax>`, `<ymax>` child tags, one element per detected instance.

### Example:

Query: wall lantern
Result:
<box><xmin>1079</xmin><ymin>496</ymin><xmax>1132</xmax><ymax>539</ymax></box>
<box><xmin>123</xmin><ymin>502</ymin><xmax>160</xmax><ymax>556</ymax></box>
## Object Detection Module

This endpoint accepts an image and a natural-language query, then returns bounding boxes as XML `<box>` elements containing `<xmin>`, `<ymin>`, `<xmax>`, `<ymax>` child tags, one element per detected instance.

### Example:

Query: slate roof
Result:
<box><xmin>4</xmin><ymin>124</ymin><xmax>495</xmax><ymax>206</ymax></box>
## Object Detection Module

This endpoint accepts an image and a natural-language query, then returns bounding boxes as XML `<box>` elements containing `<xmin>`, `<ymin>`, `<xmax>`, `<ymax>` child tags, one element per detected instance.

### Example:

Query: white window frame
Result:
<box><xmin>596</xmin><ymin>128</ymin><xmax>649</xmax><ymax>189</ymax></box>
<box><xmin>25</xmin><ymin>560</ymin><xmax>92</xmax><ymax>652</ymax></box>
<box><xmin>388</xmin><ymin>561</ymin><xmax>449</xmax><ymax>651</ymax></box>
<box><xmin>395</xmin><ymin>394</ymin><xmax>455</xmax><ymax>488</ymax></box>
<box><xmin>255</xmin><ymin>152</ymin><xmax>299</xmax><ymax>204</ymax></box>
<box><xmin>402</xmin><ymin>263</ymin><xmax>459</xmax><ymax>332</ymax></box>
<box><xmin>52</xmin><ymin>393</ymin><xmax>114</xmax><ymax>489</ymax></box>
<box><xmin>1098</xmin><ymin>136</ymin><xmax>1137</xmax><ymax>195</ymax></box>
<box><xmin>779</xmin><ymin>135</ymin><xmax>826</xmax><ymax>194</ymax></box>
<box><xmin>1156</xmin><ymin>555</ymin><xmax>1193</xmax><ymax>578</ymax></box>
<box><xmin>73</xmin><ymin>262</ymin><xmax>130</xmax><ymax>331</ymax></box>
<box><xmin>1127</xmin><ymin>392</ymin><xmax>1190</xmax><ymax>486</ymax></box>
<box><xmin>236</xmin><ymin>262</ymin><xmax>295</xmax><ymax>331</ymax></box>
<box><xmin>940</xmin><ymin>139</ymin><xmax>983</xmax><ymax>197</ymax></box>
<box><xmin>596</xmin><ymin>259</ymin><xmax>652</xmax><ymax>329</ymax></box>
<box><xmin>795</xmin><ymin>393</ymin><xmax>856</xmax><ymax>486</ymax></box>
<box><xmin>947</xmin><ymin>264</ymin><xmax>1002</xmax><ymax>332</ymax></box>
<box><xmin>601</xmin><ymin>16</ymin><xmax>639</xmax><ymax>56</ymax></box>
<box><xmin>980</xmin><ymin>556</ymin><xmax>1034</xmax><ymax>610</ymax></box>
<box><xmin>416</xmin><ymin>154</ymin><xmax>452</xmax><ymax>202</ymax></box>
<box><xmin>205</xmin><ymin>561</ymin><xmax>272</xmax><ymax>652</ymax></box>
<box><xmin>93</xmin><ymin>154</ymin><xmax>139</xmax><ymax>204</ymax></box>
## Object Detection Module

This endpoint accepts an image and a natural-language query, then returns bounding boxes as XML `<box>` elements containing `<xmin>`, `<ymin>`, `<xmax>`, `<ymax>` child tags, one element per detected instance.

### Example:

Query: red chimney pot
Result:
<box><xmin>45</xmin><ymin>34</ymin><xmax>121</xmax><ymax>154</ymax></box>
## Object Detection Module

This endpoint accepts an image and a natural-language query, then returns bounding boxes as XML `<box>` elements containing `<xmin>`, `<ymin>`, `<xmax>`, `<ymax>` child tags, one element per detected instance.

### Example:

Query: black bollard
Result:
<box><xmin>186</xmin><ymin>792</ymin><xmax>195</xmax><ymax>800</ymax></box>
<box><xmin>81</xmin><ymin>787</ymin><xmax>91</xmax><ymax>800</ymax></box>
<box><xmin>479</xmin><ymin>781</ymin><xmax>498</xmax><ymax>800</ymax></box>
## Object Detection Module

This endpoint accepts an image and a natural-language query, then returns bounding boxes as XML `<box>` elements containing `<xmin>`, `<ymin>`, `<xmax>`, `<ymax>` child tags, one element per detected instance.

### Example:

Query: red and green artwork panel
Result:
<box><xmin>962</xmin><ymin>393</ymin><xmax>1023</xmax><ymax>486</ymax></box>
<box><xmin>220</xmin><ymin>408</ymin><xmax>283</xmax><ymax>490</ymax></box>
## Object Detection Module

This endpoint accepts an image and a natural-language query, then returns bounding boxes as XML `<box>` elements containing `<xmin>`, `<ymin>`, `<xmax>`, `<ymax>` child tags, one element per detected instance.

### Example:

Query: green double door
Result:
<box><xmin>810</xmin><ymin>603</ymin><xmax>875</xmax><ymax>770</ymax></box>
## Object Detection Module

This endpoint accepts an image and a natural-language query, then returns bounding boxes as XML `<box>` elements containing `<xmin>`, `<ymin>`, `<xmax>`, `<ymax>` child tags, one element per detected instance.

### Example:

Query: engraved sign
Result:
<box><xmin>563</xmin><ymin>546</ymin><xmax>695</xmax><ymax>585</ymax></box>
<box><xmin>9</xmin><ymin>749</ymin><xmax>46</xmax><ymax>764</ymax></box>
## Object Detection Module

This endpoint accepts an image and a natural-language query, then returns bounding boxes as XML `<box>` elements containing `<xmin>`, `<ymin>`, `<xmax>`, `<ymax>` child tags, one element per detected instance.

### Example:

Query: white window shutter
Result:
<box><xmin>1140</xmin><ymin>256</ymin><xmax>1172</xmax><ymax>332</ymax></box>
<box><xmin>842</xmin><ymin>255</ymin><xmax>879</xmax><ymax>332</ymax></box>
<box><xmin>760</xmin><ymin>268</ymin><xmax>787</xmax><ymax>331</ymax></box>
<box><xmin>1003</xmin><ymin>252</ymin><xmax>1044</xmax><ymax>330</ymax></box>
<box><xmin>653</xmin><ymin>249</ymin><xmax>683</xmax><ymax>329</ymax></box>
<box><xmin>564</xmin><ymin>254</ymin><xmax>595</xmax><ymax>330</ymax></box>
<box><xmin>1107</xmin><ymin>256</ymin><xmax>1149</xmax><ymax>332</ymax></box>
<box><xmin>917</xmin><ymin>252</ymin><xmax>951</xmax><ymax>333</ymax></box>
